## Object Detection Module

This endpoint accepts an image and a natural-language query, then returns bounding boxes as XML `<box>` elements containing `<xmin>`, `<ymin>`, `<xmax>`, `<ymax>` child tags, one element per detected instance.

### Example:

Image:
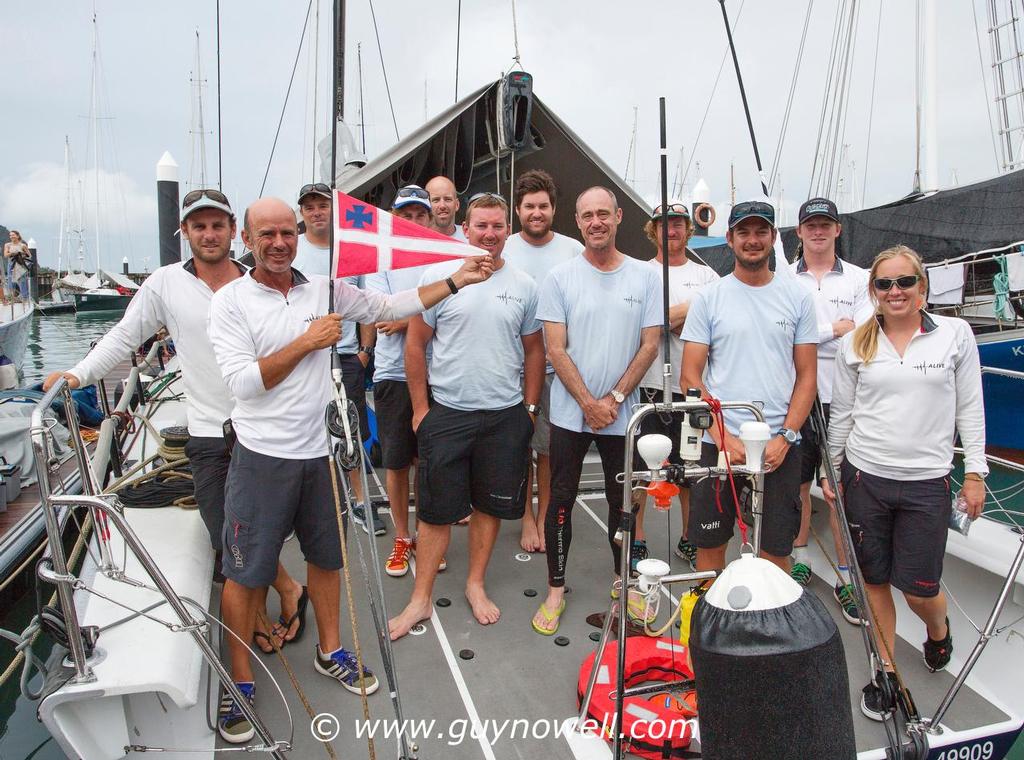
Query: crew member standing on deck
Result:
<box><xmin>789</xmin><ymin>197</ymin><xmax>871</xmax><ymax>625</ymax></box>
<box><xmin>208</xmin><ymin>197</ymin><xmax>493</xmax><ymax>743</ymax></box>
<box><xmin>291</xmin><ymin>182</ymin><xmax>381</xmax><ymax>535</ymax></box>
<box><xmin>680</xmin><ymin>200</ymin><xmax>818</xmax><ymax>575</ymax></box>
<box><xmin>426</xmin><ymin>176</ymin><xmax>467</xmax><ymax>241</ymax></box>
<box><xmin>632</xmin><ymin>201</ymin><xmax>718</xmax><ymax>572</ymax></box>
<box><xmin>366</xmin><ymin>186</ymin><xmax>436</xmax><ymax>579</ymax></box>
<box><xmin>502</xmin><ymin>169</ymin><xmax>583</xmax><ymax>554</ymax></box>
<box><xmin>43</xmin><ymin>189</ymin><xmax>306</xmax><ymax>660</ymax></box>
<box><xmin>824</xmin><ymin>245</ymin><xmax>987</xmax><ymax>722</ymax></box>
<box><xmin>387</xmin><ymin>192</ymin><xmax>544</xmax><ymax>640</ymax></box>
<box><xmin>531</xmin><ymin>186</ymin><xmax>661</xmax><ymax>637</ymax></box>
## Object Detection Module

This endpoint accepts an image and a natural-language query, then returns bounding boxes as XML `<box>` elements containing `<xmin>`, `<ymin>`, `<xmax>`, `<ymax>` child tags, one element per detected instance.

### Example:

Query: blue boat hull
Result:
<box><xmin>976</xmin><ymin>327</ymin><xmax>1024</xmax><ymax>451</ymax></box>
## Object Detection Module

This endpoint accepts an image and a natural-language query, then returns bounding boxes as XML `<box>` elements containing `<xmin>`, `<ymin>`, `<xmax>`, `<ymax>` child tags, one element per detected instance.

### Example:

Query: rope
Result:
<box><xmin>768</xmin><ymin>0</ymin><xmax>814</xmax><ymax>194</ymax></box>
<box><xmin>510</xmin><ymin>0</ymin><xmax>522</xmax><ymax>66</ymax></box>
<box><xmin>259</xmin><ymin>0</ymin><xmax>314</xmax><ymax>198</ymax></box>
<box><xmin>327</xmin><ymin>456</ymin><xmax>377</xmax><ymax>760</ymax></box>
<box><xmin>367</xmin><ymin>0</ymin><xmax>400</xmax><ymax>142</ymax></box>
<box><xmin>861</xmin><ymin>0</ymin><xmax>884</xmax><ymax>205</ymax></box>
<box><xmin>454</xmin><ymin>0</ymin><xmax>461</xmax><ymax>101</ymax></box>
<box><xmin>994</xmin><ymin>255</ymin><xmax>1013</xmax><ymax>321</ymax></box>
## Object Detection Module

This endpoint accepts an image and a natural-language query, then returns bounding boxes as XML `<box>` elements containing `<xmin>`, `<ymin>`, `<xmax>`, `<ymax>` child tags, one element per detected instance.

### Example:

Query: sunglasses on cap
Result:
<box><xmin>653</xmin><ymin>203</ymin><xmax>690</xmax><ymax>217</ymax></box>
<box><xmin>182</xmin><ymin>188</ymin><xmax>231</xmax><ymax>208</ymax></box>
<box><xmin>873</xmin><ymin>275</ymin><xmax>921</xmax><ymax>291</ymax></box>
<box><xmin>468</xmin><ymin>191</ymin><xmax>507</xmax><ymax>204</ymax></box>
<box><xmin>396</xmin><ymin>186</ymin><xmax>429</xmax><ymax>200</ymax></box>
<box><xmin>299</xmin><ymin>182</ymin><xmax>332</xmax><ymax>198</ymax></box>
<box><xmin>732</xmin><ymin>200</ymin><xmax>774</xmax><ymax>216</ymax></box>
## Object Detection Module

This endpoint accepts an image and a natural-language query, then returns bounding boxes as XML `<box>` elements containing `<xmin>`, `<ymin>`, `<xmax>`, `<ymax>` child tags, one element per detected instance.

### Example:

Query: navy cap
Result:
<box><xmin>798</xmin><ymin>197</ymin><xmax>840</xmax><ymax>224</ymax></box>
<box><xmin>727</xmin><ymin>200</ymin><xmax>775</xmax><ymax>229</ymax></box>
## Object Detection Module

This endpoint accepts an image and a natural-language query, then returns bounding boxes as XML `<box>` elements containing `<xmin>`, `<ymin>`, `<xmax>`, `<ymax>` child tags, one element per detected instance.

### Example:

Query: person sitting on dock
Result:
<box><xmin>42</xmin><ymin>189</ymin><xmax>307</xmax><ymax>666</ymax></box>
<box><xmin>426</xmin><ymin>175</ymin><xmax>466</xmax><ymax>241</ymax></box>
<box><xmin>680</xmin><ymin>200</ymin><xmax>818</xmax><ymax>575</ymax></box>
<box><xmin>532</xmin><ymin>186</ymin><xmax>661</xmax><ymax>636</ymax></box>
<box><xmin>823</xmin><ymin>245</ymin><xmax>987</xmax><ymax>722</ymax></box>
<box><xmin>501</xmin><ymin>169</ymin><xmax>584</xmax><ymax>555</ymax></box>
<box><xmin>387</xmin><ymin>192</ymin><xmax>544</xmax><ymax>640</ymax></box>
<box><xmin>208</xmin><ymin>196</ymin><xmax>494</xmax><ymax>741</ymax></box>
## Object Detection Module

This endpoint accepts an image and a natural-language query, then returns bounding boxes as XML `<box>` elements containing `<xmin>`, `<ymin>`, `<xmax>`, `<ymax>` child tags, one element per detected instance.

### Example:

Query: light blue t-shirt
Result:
<box><xmin>537</xmin><ymin>255</ymin><xmax>662</xmax><ymax>436</ymax></box>
<box><xmin>681</xmin><ymin>272</ymin><xmax>818</xmax><ymax>438</ymax></box>
<box><xmin>419</xmin><ymin>259</ymin><xmax>541</xmax><ymax>410</ymax></box>
<box><xmin>293</xmin><ymin>235</ymin><xmax>361</xmax><ymax>353</ymax></box>
<box><xmin>364</xmin><ymin>265</ymin><xmax>431</xmax><ymax>382</ymax></box>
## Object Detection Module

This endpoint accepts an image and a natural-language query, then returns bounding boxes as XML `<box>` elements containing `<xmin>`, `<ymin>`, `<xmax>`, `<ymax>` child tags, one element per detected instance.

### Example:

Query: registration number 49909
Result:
<box><xmin>935</xmin><ymin>742</ymin><xmax>995</xmax><ymax>760</ymax></box>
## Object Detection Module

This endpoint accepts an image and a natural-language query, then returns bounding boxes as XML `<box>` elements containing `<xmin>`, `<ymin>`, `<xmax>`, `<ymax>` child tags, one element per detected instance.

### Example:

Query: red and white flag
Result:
<box><xmin>331</xmin><ymin>190</ymin><xmax>482</xmax><ymax>277</ymax></box>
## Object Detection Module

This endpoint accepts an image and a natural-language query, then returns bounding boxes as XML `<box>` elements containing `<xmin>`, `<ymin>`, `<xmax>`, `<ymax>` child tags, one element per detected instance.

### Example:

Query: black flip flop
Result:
<box><xmin>252</xmin><ymin>630</ymin><xmax>277</xmax><ymax>655</ymax></box>
<box><xmin>275</xmin><ymin>586</ymin><xmax>309</xmax><ymax>645</ymax></box>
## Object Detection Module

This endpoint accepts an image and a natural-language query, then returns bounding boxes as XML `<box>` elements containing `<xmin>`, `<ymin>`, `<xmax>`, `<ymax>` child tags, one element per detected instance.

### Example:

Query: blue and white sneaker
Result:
<box><xmin>351</xmin><ymin>503</ymin><xmax>386</xmax><ymax>536</ymax></box>
<box><xmin>218</xmin><ymin>681</ymin><xmax>255</xmax><ymax>744</ymax></box>
<box><xmin>314</xmin><ymin>646</ymin><xmax>380</xmax><ymax>695</ymax></box>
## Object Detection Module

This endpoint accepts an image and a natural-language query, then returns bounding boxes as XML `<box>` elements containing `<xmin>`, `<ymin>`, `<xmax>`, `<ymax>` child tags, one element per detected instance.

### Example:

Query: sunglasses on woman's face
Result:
<box><xmin>873</xmin><ymin>275</ymin><xmax>921</xmax><ymax>291</ymax></box>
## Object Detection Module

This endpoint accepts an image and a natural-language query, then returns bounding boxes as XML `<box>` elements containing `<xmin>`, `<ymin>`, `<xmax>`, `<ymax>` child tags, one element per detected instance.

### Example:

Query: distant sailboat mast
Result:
<box><xmin>90</xmin><ymin>10</ymin><xmax>101</xmax><ymax>276</ymax></box>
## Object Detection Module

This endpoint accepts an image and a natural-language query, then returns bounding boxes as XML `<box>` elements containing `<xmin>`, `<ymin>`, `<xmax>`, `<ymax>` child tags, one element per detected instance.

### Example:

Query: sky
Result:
<box><xmin>0</xmin><ymin>0</ymin><xmax>1007</xmax><ymax>273</ymax></box>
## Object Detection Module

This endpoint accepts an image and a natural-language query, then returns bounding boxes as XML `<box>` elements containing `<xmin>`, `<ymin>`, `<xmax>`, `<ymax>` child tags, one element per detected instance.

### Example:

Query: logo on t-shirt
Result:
<box><xmin>828</xmin><ymin>295</ymin><xmax>854</xmax><ymax>309</ymax></box>
<box><xmin>623</xmin><ymin>294</ymin><xmax>642</xmax><ymax>308</ymax></box>
<box><xmin>911</xmin><ymin>360</ymin><xmax>946</xmax><ymax>375</ymax></box>
<box><xmin>775</xmin><ymin>318</ymin><xmax>795</xmax><ymax>334</ymax></box>
<box><xmin>304</xmin><ymin>313</ymin><xmax>325</xmax><ymax>324</ymax></box>
<box><xmin>496</xmin><ymin>290</ymin><xmax>524</xmax><ymax>306</ymax></box>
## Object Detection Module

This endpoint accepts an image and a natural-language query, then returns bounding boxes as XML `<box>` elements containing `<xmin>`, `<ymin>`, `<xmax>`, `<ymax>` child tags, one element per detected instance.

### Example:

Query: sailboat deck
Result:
<box><xmin>220</xmin><ymin>455</ymin><xmax>1013</xmax><ymax>759</ymax></box>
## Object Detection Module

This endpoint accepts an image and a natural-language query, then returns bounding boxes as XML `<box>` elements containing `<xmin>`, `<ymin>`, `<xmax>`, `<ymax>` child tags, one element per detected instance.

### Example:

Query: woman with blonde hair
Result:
<box><xmin>823</xmin><ymin>245</ymin><xmax>987</xmax><ymax>721</ymax></box>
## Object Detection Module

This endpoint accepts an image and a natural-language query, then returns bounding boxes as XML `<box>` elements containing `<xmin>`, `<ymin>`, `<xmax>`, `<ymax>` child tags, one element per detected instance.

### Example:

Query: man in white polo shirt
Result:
<box><xmin>426</xmin><ymin>175</ymin><xmax>467</xmax><ymax>241</ymax></box>
<box><xmin>502</xmin><ymin>169</ymin><xmax>583</xmax><ymax>554</ymax></box>
<box><xmin>208</xmin><ymin>196</ymin><xmax>493</xmax><ymax>743</ymax></box>
<box><xmin>790</xmin><ymin>196</ymin><xmax>871</xmax><ymax>623</ymax></box>
<box><xmin>42</xmin><ymin>189</ymin><xmax>305</xmax><ymax>665</ymax></box>
<box><xmin>387</xmin><ymin>192</ymin><xmax>544</xmax><ymax>640</ymax></box>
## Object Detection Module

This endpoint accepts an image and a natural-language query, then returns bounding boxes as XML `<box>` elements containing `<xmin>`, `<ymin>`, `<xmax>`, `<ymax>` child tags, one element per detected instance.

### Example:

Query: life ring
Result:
<box><xmin>694</xmin><ymin>203</ymin><xmax>716</xmax><ymax>229</ymax></box>
<box><xmin>577</xmin><ymin>636</ymin><xmax>698</xmax><ymax>760</ymax></box>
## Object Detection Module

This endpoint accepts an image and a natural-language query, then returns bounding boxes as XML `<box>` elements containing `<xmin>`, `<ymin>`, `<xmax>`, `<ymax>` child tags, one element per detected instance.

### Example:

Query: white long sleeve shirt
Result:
<box><xmin>69</xmin><ymin>259</ymin><xmax>244</xmax><ymax>438</ymax></box>
<box><xmin>828</xmin><ymin>312</ymin><xmax>988</xmax><ymax>480</ymax></box>
<box><xmin>208</xmin><ymin>269</ymin><xmax>423</xmax><ymax>459</ymax></box>
<box><xmin>791</xmin><ymin>256</ymin><xmax>872</xmax><ymax>403</ymax></box>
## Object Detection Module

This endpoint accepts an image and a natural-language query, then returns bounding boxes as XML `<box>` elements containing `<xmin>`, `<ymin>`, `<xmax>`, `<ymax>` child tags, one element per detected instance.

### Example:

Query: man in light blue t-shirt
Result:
<box><xmin>681</xmin><ymin>200</ymin><xmax>818</xmax><ymax>575</ymax></box>
<box><xmin>388</xmin><ymin>193</ymin><xmax>545</xmax><ymax>641</ymax></box>
<box><xmin>531</xmin><ymin>186</ymin><xmax>661</xmax><ymax>637</ymax></box>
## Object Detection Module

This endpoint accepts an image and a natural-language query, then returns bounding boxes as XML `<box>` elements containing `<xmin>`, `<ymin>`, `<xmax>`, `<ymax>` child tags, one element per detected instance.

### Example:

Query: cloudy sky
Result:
<box><xmin>0</xmin><ymin>0</ymin><xmax>1004</xmax><ymax>272</ymax></box>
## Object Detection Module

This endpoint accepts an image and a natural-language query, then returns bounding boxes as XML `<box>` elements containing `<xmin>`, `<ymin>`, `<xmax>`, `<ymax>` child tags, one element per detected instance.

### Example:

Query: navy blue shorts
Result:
<box><xmin>841</xmin><ymin>459</ymin><xmax>951</xmax><ymax>598</ymax></box>
<box><xmin>373</xmin><ymin>380</ymin><xmax>418</xmax><ymax>470</ymax></box>
<box><xmin>222</xmin><ymin>443</ymin><xmax>345</xmax><ymax>588</ymax></box>
<box><xmin>185</xmin><ymin>436</ymin><xmax>230</xmax><ymax>551</ymax></box>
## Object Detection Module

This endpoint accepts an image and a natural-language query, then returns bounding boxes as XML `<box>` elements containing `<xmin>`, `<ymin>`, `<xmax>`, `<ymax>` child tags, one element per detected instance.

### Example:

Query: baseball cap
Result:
<box><xmin>651</xmin><ymin>201</ymin><xmax>691</xmax><ymax>220</ymax></box>
<box><xmin>297</xmin><ymin>182</ymin><xmax>332</xmax><ymax>203</ymax></box>
<box><xmin>181</xmin><ymin>188</ymin><xmax>234</xmax><ymax>222</ymax></box>
<box><xmin>392</xmin><ymin>185</ymin><xmax>431</xmax><ymax>211</ymax></box>
<box><xmin>798</xmin><ymin>197</ymin><xmax>840</xmax><ymax>224</ymax></box>
<box><xmin>727</xmin><ymin>200</ymin><xmax>775</xmax><ymax>229</ymax></box>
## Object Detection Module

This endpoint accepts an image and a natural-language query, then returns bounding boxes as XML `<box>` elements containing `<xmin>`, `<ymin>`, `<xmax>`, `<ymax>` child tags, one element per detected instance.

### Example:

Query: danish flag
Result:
<box><xmin>332</xmin><ymin>190</ymin><xmax>482</xmax><ymax>277</ymax></box>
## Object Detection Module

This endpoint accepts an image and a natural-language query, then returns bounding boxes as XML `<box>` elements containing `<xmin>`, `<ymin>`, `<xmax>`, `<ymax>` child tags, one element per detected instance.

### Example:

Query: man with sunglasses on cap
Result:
<box><xmin>208</xmin><ymin>196</ymin><xmax>494</xmax><ymax>741</ymax></box>
<box><xmin>365</xmin><ymin>185</ymin><xmax>438</xmax><ymax>579</ymax></box>
<box><xmin>502</xmin><ymin>169</ymin><xmax>583</xmax><ymax>554</ymax></box>
<box><xmin>425</xmin><ymin>176</ymin><xmax>467</xmax><ymax>241</ymax></box>
<box><xmin>293</xmin><ymin>182</ymin><xmax>381</xmax><ymax>535</ymax></box>
<box><xmin>387</xmin><ymin>191</ymin><xmax>544</xmax><ymax>640</ymax></box>
<box><xmin>632</xmin><ymin>201</ymin><xmax>719</xmax><ymax>571</ymax></box>
<box><xmin>789</xmin><ymin>197</ymin><xmax>871</xmax><ymax>622</ymax></box>
<box><xmin>681</xmin><ymin>200</ymin><xmax>818</xmax><ymax>576</ymax></box>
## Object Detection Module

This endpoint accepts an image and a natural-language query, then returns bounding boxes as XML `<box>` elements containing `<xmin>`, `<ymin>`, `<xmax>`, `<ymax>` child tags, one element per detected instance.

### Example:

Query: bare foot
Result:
<box><xmin>465</xmin><ymin>583</ymin><xmax>500</xmax><ymax>625</ymax></box>
<box><xmin>520</xmin><ymin>518</ymin><xmax>540</xmax><ymax>553</ymax></box>
<box><xmin>388</xmin><ymin>599</ymin><xmax>432</xmax><ymax>641</ymax></box>
<box><xmin>537</xmin><ymin>534</ymin><xmax>546</xmax><ymax>553</ymax></box>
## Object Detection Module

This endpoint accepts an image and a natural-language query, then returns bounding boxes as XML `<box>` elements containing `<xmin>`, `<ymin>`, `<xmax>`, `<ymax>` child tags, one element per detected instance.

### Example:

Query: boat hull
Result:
<box><xmin>976</xmin><ymin>327</ymin><xmax>1024</xmax><ymax>451</ymax></box>
<box><xmin>73</xmin><ymin>293</ymin><xmax>132</xmax><ymax>313</ymax></box>
<box><xmin>0</xmin><ymin>302</ymin><xmax>34</xmax><ymax>370</ymax></box>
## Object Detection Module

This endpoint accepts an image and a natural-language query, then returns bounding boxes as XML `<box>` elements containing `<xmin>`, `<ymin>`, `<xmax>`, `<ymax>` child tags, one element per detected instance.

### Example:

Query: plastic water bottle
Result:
<box><xmin>949</xmin><ymin>491</ymin><xmax>973</xmax><ymax>536</ymax></box>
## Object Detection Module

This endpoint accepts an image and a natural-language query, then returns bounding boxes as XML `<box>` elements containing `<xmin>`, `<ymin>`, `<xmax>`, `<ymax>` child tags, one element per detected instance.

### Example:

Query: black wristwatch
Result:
<box><xmin>358</xmin><ymin>345</ymin><xmax>374</xmax><ymax>357</ymax></box>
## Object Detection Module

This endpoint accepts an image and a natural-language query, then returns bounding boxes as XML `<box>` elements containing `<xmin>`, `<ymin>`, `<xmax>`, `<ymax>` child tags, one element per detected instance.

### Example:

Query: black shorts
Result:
<box><xmin>416</xmin><ymin>402</ymin><xmax>533</xmax><ymax>525</ymax></box>
<box><xmin>841</xmin><ymin>459</ymin><xmax>951</xmax><ymax>598</ymax></box>
<box><xmin>799</xmin><ymin>403</ymin><xmax>830</xmax><ymax>485</ymax></box>
<box><xmin>374</xmin><ymin>380</ymin><xmax>418</xmax><ymax>470</ymax></box>
<box><xmin>689</xmin><ymin>441</ymin><xmax>802</xmax><ymax>557</ymax></box>
<box><xmin>222</xmin><ymin>443</ymin><xmax>345</xmax><ymax>588</ymax></box>
<box><xmin>185</xmin><ymin>436</ymin><xmax>231</xmax><ymax>551</ymax></box>
<box><xmin>634</xmin><ymin>387</ymin><xmax>687</xmax><ymax>470</ymax></box>
<box><xmin>338</xmin><ymin>353</ymin><xmax>370</xmax><ymax>442</ymax></box>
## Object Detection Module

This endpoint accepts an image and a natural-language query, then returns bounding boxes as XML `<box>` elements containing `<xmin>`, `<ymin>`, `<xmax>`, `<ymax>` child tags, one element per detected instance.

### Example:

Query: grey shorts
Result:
<box><xmin>529</xmin><ymin>373</ymin><xmax>555</xmax><ymax>455</ymax></box>
<box><xmin>185</xmin><ymin>436</ymin><xmax>230</xmax><ymax>551</ymax></box>
<box><xmin>221</xmin><ymin>443</ymin><xmax>345</xmax><ymax>588</ymax></box>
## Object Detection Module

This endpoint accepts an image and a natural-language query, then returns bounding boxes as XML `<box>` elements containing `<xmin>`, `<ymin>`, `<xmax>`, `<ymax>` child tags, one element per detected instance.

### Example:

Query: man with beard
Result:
<box><xmin>681</xmin><ymin>201</ymin><xmax>818</xmax><ymax>574</ymax></box>
<box><xmin>502</xmin><ymin>169</ymin><xmax>583</xmax><ymax>553</ymax></box>
<box><xmin>426</xmin><ymin>175</ymin><xmax>466</xmax><ymax>241</ymax></box>
<box><xmin>531</xmin><ymin>186</ymin><xmax>661</xmax><ymax>636</ymax></box>
<box><xmin>43</xmin><ymin>190</ymin><xmax>306</xmax><ymax>661</ymax></box>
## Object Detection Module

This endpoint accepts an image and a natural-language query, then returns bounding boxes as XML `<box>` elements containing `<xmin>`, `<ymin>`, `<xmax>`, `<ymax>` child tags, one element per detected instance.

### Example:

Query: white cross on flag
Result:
<box><xmin>331</xmin><ymin>189</ymin><xmax>482</xmax><ymax>277</ymax></box>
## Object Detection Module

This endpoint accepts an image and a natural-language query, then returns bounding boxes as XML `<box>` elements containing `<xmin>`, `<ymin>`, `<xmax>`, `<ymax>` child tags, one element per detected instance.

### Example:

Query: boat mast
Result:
<box><xmin>189</xmin><ymin>30</ymin><xmax>209</xmax><ymax>190</ymax></box>
<box><xmin>57</xmin><ymin>136</ymin><xmax>70</xmax><ymax>281</ymax></box>
<box><xmin>987</xmin><ymin>0</ymin><xmax>1024</xmax><ymax>171</ymax></box>
<box><xmin>90</xmin><ymin>10</ymin><xmax>100</xmax><ymax>275</ymax></box>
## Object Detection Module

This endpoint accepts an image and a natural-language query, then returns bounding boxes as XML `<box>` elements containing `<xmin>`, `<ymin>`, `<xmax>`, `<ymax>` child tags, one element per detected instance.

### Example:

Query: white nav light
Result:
<box><xmin>738</xmin><ymin>421</ymin><xmax>772</xmax><ymax>473</ymax></box>
<box><xmin>636</xmin><ymin>433</ymin><xmax>673</xmax><ymax>471</ymax></box>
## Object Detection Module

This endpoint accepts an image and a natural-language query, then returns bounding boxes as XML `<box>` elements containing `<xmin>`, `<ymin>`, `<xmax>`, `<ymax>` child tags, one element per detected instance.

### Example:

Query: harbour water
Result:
<box><xmin>21</xmin><ymin>311</ymin><xmax>120</xmax><ymax>388</ymax></box>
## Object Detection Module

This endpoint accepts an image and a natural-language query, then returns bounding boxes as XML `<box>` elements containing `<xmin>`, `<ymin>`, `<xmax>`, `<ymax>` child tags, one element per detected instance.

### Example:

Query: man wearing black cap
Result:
<box><xmin>790</xmin><ymin>197</ymin><xmax>870</xmax><ymax>622</ymax></box>
<box><xmin>633</xmin><ymin>201</ymin><xmax>719</xmax><ymax>571</ymax></box>
<box><xmin>681</xmin><ymin>200</ymin><xmax>818</xmax><ymax>574</ymax></box>
<box><xmin>294</xmin><ymin>182</ymin><xmax>380</xmax><ymax>534</ymax></box>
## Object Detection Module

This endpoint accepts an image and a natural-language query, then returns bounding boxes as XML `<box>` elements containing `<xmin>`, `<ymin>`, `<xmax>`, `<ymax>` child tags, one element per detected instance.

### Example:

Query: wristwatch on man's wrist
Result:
<box><xmin>779</xmin><ymin>428</ymin><xmax>798</xmax><ymax>445</ymax></box>
<box><xmin>524</xmin><ymin>403</ymin><xmax>540</xmax><ymax>415</ymax></box>
<box><xmin>358</xmin><ymin>345</ymin><xmax>374</xmax><ymax>357</ymax></box>
<box><xmin>610</xmin><ymin>390</ymin><xmax>625</xmax><ymax>404</ymax></box>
